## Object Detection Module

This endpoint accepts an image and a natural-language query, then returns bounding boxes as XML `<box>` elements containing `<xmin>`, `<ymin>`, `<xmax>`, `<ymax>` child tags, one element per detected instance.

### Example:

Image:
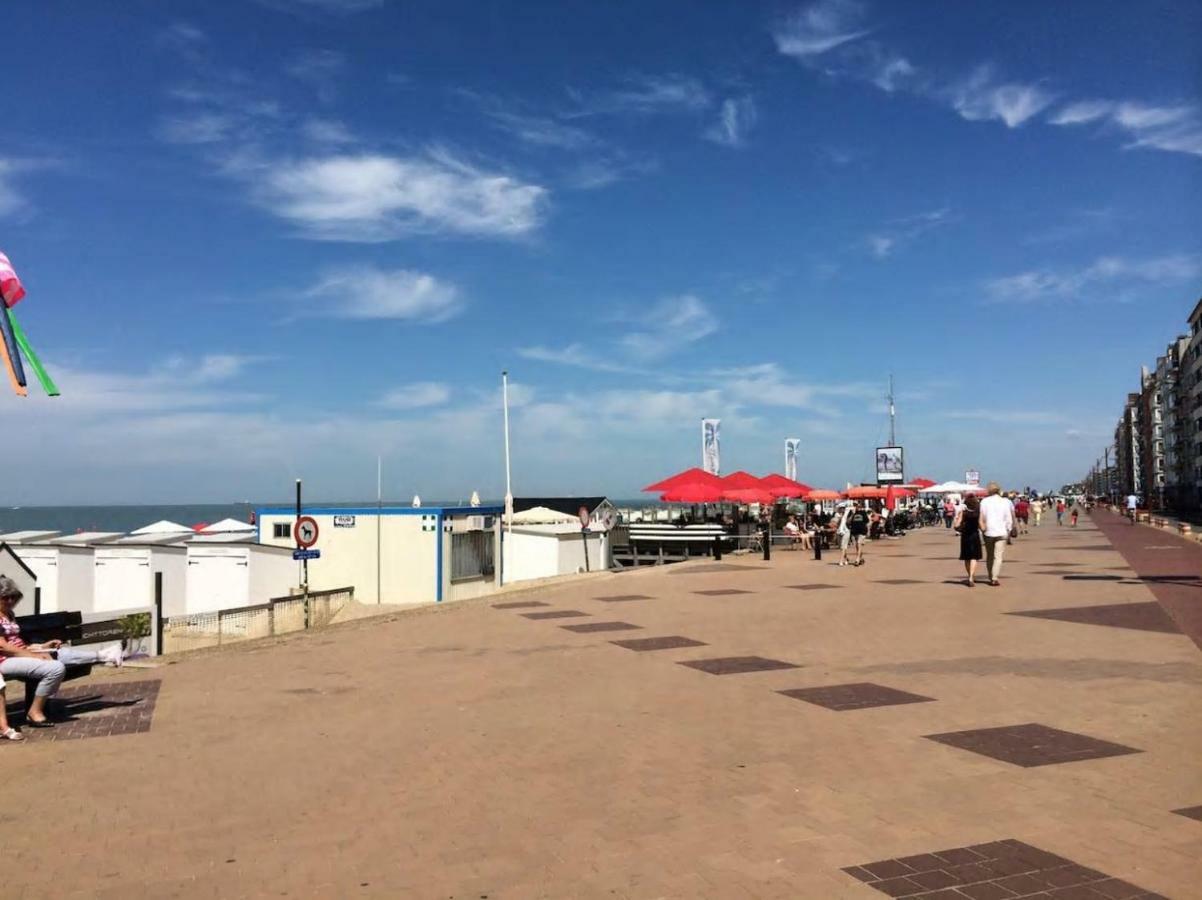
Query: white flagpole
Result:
<box><xmin>376</xmin><ymin>454</ymin><xmax>382</xmax><ymax>604</ymax></box>
<box><xmin>502</xmin><ymin>370</ymin><xmax>513</xmax><ymax>536</ymax></box>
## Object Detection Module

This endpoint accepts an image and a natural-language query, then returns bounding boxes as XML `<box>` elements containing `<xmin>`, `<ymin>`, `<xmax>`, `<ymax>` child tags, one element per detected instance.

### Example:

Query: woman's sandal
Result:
<box><xmin>26</xmin><ymin>719</ymin><xmax>54</xmax><ymax>729</ymax></box>
<box><xmin>1</xmin><ymin>727</ymin><xmax>25</xmax><ymax>742</ymax></box>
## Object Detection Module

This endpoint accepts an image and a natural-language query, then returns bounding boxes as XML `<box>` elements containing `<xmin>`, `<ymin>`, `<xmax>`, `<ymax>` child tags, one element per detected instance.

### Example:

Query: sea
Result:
<box><xmin>0</xmin><ymin>499</ymin><xmax>659</xmax><ymax>536</ymax></box>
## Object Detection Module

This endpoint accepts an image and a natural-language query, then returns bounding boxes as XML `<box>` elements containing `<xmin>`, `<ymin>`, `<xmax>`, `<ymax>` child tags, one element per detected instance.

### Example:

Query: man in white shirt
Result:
<box><xmin>979</xmin><ymin>482</ymin><xmax>1015</xmax><ymax>587</ymax></box>
<box><xmin>1125</xmin><ymin>493</ymin><xmax>1139</xmax><ymax>524</ymax></box>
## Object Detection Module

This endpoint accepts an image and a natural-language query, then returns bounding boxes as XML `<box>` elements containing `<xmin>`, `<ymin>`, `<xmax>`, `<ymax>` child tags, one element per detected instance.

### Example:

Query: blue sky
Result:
<box><xmin>3</xmin><ymin>0</ymin><xmax>1200</xmax><ymax>504</ymax></box>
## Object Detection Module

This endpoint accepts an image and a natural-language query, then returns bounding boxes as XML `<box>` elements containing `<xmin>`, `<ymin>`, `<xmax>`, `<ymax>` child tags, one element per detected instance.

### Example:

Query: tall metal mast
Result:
<box><xmin>888</xmin><ymin>375</ymin><xmax>896</xmax><ymax>446</ymax></box>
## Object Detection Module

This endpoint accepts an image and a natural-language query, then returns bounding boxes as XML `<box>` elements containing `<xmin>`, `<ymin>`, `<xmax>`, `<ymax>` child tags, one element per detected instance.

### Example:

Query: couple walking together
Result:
<box><xmin>953</xmin><ymin>482</ymin><xmax>1015</xmax><ymax>587</ymax></box>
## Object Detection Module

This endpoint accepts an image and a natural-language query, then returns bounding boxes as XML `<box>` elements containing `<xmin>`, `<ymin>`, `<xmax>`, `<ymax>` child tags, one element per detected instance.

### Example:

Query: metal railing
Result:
<box><xmin>161</xmin><ymin>587</ymin><xmax>354</xmax><ymax>655</ymax></box>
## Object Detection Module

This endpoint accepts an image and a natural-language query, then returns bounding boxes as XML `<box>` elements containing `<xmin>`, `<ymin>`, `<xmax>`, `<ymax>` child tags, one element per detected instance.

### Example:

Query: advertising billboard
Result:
<box><xmin>876</xmin><ymin>446</ymin><xmax>904</xmax><ymax>484</ymax></box>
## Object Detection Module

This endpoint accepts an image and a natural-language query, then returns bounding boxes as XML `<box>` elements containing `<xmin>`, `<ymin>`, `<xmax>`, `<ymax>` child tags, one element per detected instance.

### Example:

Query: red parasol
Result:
<box><xmin>884</xmin><ymin>485</ymin><xmax>897</xmax><ymax>511</ymax></box>
<box><xmin>844</xmin><ymin>485</ymin><xmax>889</xmax><ymax>500</ymax></box>
<box><xmin>661</xmin><ymin>482</ymin><xmax>725</xmax><ymax>503</ymax></box>
<box><xmin>642</xmin><ymin>467</ymin><xmax>723</xmax><ymax>493</ymax></box>
<box><xmin>803</xmin><ymin>488</ymin><xmax>841</xmax><ymax>501</ymax></box>
<box><xmin>908</xmin><ymin>477</ymin><xmax>937</xmax><ymax>489</ymax></box>
<box><xmin>760</xmin><ymin>473</ymin><xmax>813</xmax><ymax>498</ymax></box>
<box><xmin>724</xmin><ymin>488</ymin><xmax>776</xmax><ymax>505</ymax></box>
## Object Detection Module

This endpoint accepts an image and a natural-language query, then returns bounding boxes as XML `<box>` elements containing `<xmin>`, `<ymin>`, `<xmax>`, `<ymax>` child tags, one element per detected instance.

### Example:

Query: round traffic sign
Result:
<box><xmin>294</xmin><ymin>516</ymin><xmax>319</xmax><ymax>548</ymax></box>
<box><xmin>578</xmin><ymin>505</ymin><xmax>591</xmax><ymax>529</ymax></box>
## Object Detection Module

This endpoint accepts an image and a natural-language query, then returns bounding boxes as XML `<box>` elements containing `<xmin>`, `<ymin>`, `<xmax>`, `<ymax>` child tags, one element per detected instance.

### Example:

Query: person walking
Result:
<box><xmin>979</xmin><ymin>482</ymin><xmax>1015</xmax><ymax>587</ymax></box>
<box><xmin>942</xmin><ymin>498</ymin><xmax>956</xmax><ymax>529</ymax></box>
<box><xmin>1015</xmin><ymin>495</ymin><xmax>1030</xmax><ymax>535</ymax></box>
<box><xmin>954</xmin><ymin>494</ymin><xmax>983</xmax><ymax>586</ymax></box>
<box><xmin>1125</xmin><ymin>492</ymin><xmax>1139</xmax><ymax>525</ymax></box>
<box><xmin>1056</xmin><ymin>498</ymin><xmax>1066</xmax><ymax>526</ymax></box>
<box><xmin>1071</xmin><ymin>505</ymin><xmax>1080</xmax><ymax>527</ymax></box>
<box><xmin>1030</xmin><ymin>497</ymin><xmax>1043</xmax><ymax>527</ymax></box>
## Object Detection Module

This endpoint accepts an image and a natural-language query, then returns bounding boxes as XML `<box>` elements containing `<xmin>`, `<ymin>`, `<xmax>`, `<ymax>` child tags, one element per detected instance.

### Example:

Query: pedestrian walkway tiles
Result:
<box><xmin>1172</xmin><ymin>805</ymin><xmax>1202</xmax><ymax>822</ymax></box>
<box><xmin>13</xmin><ymin>679</ymin><xmax>161</xmax><ymax>743</ymax></box>
<box><xmin>594</xmin><ymin>594</ymin><xmax>652</xmax><ymax>602</ymax></box>
<box><xmin>693</xmin><ymin>588</ymin><xmax>752</xmax><ymax>596</ymax></box>
<box><xmin>925</xmin><ymin>722</ymin><xmax>1142</xmax><ymax>767</ymax></box>
<box><xmin>678</xmin><ymin>655</ymin><xmax>799</xmax><ymax>675</ymax></box>
<box><xmin>778</xmin><ymin>682</ymin><xmax>935</xmax><ymax>710</ymax></box>
<box><xmin>491</xmin><ymin>600</ymin><xmax>549</xmax><ymax>609</ymax></box>
<box><xmin>520</xmin><ymin>610</ymin><xmax>589</xmax><ymax>619</ymax></box>
<box><xmin>844</xmin><ymin>838</ymin><xmax>1164</xmax><ymax>898</ymax></box>
<box><xmin>559</xmin><ymin>621</ymin><xmax>641</xmax><ymax>633</ymax></box>
<box><xmin>610</xmin><ymin>635</ymin><xmax>707</xmax><ymax>651</ymax></box>
<box><xmin>785</xmin><ymin>583</ymin><xmax>842</xmax><ymax>590</ymax></box>
<box><xmin>1008</xmin><ymin>601</ymin><xmax>1182</xmax><ymax>634</ymax></box>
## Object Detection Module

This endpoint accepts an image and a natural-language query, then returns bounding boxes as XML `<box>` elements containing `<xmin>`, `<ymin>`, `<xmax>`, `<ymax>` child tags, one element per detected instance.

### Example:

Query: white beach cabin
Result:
<box><xmin>183</xmin><ymin>539</ymin><xmax>296</xmax><ymax>614</ymax></box>
<box><xmin>502</xmin><ymin>506</ymin><xmax>610</xmax><ymax>583</ymax></box>
<box><xmin>92</xmin><ymin>523</ymin><xmax>190</xmax><ymax>617</ymax></box>
<box><xmin>0</xmin><ymin>531</ymin><xmax>118</xmax><ymax>614</ymax></box>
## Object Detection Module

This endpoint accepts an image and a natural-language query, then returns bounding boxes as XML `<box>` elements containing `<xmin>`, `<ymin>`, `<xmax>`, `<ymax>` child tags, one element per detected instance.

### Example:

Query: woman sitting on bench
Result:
<box><xmin>0</xmin><ymin>576</ymin><xmax>123</xmax><ymax>739</ymax></box>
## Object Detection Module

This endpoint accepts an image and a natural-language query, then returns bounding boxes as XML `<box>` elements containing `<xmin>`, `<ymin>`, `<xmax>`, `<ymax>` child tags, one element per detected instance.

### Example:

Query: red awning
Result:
<box><xmin>804</xmin><ymin>489</ymin><xmax>841</xmax><ymax>501</ymax></box>
<box><xmin>642</xmin><ymin>467</ymin><xmax>723</xmax><ymax>493</ymax></box>
<box><xmin>907</xmin><ymin>477</ymin><xmax>937</xmax><ymax>489</ymax></box>
<box><xmin>724</xmin><ymin>488</ymin><xmax>776</xmax><ymax>505</ymax></box>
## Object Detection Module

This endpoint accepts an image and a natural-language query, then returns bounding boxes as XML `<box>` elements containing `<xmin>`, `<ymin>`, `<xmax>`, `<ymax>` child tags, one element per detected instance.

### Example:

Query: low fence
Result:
<box><xmin>161</xmin><ymin>587</ymin><xmax>354</xmax><ymax>655</ymax></box>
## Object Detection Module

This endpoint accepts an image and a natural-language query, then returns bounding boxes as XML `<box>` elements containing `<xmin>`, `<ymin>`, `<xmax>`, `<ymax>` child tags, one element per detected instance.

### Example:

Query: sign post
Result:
<box><xmin>293</xmin><ymin>479</ymin><xmax>321</xmax><ymax>628</ymax></box>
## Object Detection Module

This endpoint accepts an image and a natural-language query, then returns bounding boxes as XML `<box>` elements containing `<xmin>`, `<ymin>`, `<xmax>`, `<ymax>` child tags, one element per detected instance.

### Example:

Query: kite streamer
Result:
<box><xmin>8</xmin><ymin>308</ymin><xmax>58</xmax><ymax>396</ymax></box>
<box><xmin>0</xmin><ymin>302</ymin><xmax>26</xmax><ymax>389</ymax></box>
<box><xmin>0</xmin><ymin>249</ymin><xmax>57</xmax><ymax>398</ymax></box>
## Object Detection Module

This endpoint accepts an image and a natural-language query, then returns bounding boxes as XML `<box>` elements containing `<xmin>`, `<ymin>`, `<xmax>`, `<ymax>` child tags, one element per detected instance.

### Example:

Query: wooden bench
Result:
<box><xmin>9</xmin><ymin>611</ymin><xmax>94</xmax><ymax>716</ymax></box>
<box><xmin>625</xmin><ymin>524</ymin><xmax>734</xmax><ymax>561</ymax></box>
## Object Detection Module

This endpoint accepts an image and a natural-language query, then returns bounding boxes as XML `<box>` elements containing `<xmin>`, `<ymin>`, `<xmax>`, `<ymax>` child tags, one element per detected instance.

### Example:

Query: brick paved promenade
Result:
<box><xmin>5</xmin><ymin>513</ymin><xmax>1199</xmax><ymax>898</ymax></box>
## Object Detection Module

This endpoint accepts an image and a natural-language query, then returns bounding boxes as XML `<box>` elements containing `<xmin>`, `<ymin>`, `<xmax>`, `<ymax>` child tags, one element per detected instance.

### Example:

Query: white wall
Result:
<box><xmin>502</xmin><ymin>529</ymin><xmax>606</xmax><ymax>584</ymax></box>
<box><xmin>11</xmin><ymin>546</ymin><xmax>97</xmax><ymax>613</ymax></box>
<box><xmin>94</xmin><ymin>547</ymin><xmax>187</xmax><ymax>617</ymax></box>
<box><xmin>248</xmin><ymin>546</ymin><xmax>298</xmax><ymax>605</ymax></box>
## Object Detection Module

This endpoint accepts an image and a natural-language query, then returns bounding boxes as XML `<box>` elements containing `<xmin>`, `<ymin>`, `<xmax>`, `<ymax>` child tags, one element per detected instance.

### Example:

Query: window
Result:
<box><xmin>451</xmin><ymin>530</ymin><xmax>495</xmax><ymax>582</ymax></box>
<box><xmin>272</xmin><ymin>522</ymin><xmax>292</xmax><ymax>539</ymax></box>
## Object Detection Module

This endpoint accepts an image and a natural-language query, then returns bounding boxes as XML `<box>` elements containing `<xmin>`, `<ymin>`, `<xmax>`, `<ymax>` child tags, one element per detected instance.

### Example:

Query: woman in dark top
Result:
<box><xmin>954</xmin><ymin>495</ymin><xmax>983</xmax><ymax>586</ymax></box>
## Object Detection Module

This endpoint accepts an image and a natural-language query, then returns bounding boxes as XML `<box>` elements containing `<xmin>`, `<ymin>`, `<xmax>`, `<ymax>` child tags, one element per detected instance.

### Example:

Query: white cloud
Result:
<box><xmin>156</xmin><ymin>112</ymin><xmax>235</xmax><ymax>145</ymax></box>
<box><xmin>252</xmin><ymin>151</ymin><xmax>547</xmax><ymax>241</ymax></box>
<box><xmin>301</xmin><ymin>117</ymin><xmax>355</xmax><ymax>144</ymax></box>
<box><xmin>866</xmin><ymin>208</ymin><xmax>951</xmax><ymax>259</ymax></box>
<box><xmin>985</xmin><ymin>254</ymin><xmax>1202</xmax><ymax>303</ymax></box>
<box><xmin>377</xmin><ymin>382</ymin><xmax>452</xmax><ymax>409</ymax></box>
<box><xmin>193</xmin><ymin>354</ymin><xmax>256</xmax><ymax>381</ymax></box>
<box><xmin>303</xmin><ymin>266</ymin><xmax>463</xmax><ymax>321</ymax></box>
<box><xmin>773</xmin><ymin>0</ymin><xmax>870</xmax><ymax>58</ymax></box>
<box><xmin>0</xmin><ymin>160</ymin><xmax>28</xmax><ymax>218</ymax></box>
<box><xmin>619</xmin><ymin>294</ymin><xmax>718</xmax><ymax>360</ymax></box>
<box><xmin>516</xmin><ymin>345</ymin><xmax>651</xmax><ymax>375</ymax></box>
<box><xmin>285</xmin><ymin>49</ymin><xmax>345</xmax><ymax>102</ymax></box>
<box><xmin>1049</xmin><ymin>99</ymin><xmax>1202</xmax><ymax>158</ymax></box>
<box><xmin>483</xmin><ymin>108</ymin><xmax>595</xmax><ymax>150</ymax></box>
<box><xmin>705</xmin><ymin>97</ymin><xmax>757</xmax><ymax>147</ymax></box>
<box><xmin>948</xmin><ymin>66</ymin><xmax>1054</xmax><ymax>128</ymax></box>
<box><xmin>872</xmin><ymin>56</ymin><xmax>916</xmax><ymax>92</ymax></box>
<box><xmin>571</xmin><ymin>74</ymin><xmax>712</xmax><ymax>117</ymax></box>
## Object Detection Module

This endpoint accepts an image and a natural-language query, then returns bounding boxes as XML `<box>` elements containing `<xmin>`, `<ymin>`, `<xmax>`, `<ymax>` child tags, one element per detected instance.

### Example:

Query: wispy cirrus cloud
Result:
<box><xmin>946</xmin><ymin>66</ymin><xmax>1054</xmax><ymax>128</ymax></box>
<box><xmin>569</xmin><ymin>73</ymin><xmax>712</xmax><ymax>117</ymax></box>
<box><xmin>984</xmin><ymin>254</ymin><xmax>1201</xmax><ymax>304</ymax></box>
<box><xmin>866</xmin><ymin>208</ymin><xmax>952</xmax><ymax>258</ymax></box>
<box><xmin>773</xmin><ymin>0</ymin><xmax>870</xmax><ymax>58</ymax></box>
<box><xmin>1048</xmin><ymin>100</ymin><xmax>1202</xmax><ymax>158</ymax></box>
<box><xmin>302</xmin><ymin>265</ymin><xmax>463</xmax><ymax>321</ymax></box>
<box><xmin>619</xmin><ymin>294</ymin><xmax>718</xmax><ymax>360</ymax></box>
<box><xmin>284</xmin><ymin>49</ymin><xmax>345</xmax><ymax>102</ymax></box>
<box><xmin>377</xmin><ymin>382</ymin><xmax>452</xmax><ymax>409</ymax></box>
<box><xmin>773</xmin><ymin>1</ymin><xmax>1198</xmax><ymax>157</ymax></box>
<box><xmin>705</xmin><ymin>97</ymin><xmax>758</xmax><ymax>147</ymax></box>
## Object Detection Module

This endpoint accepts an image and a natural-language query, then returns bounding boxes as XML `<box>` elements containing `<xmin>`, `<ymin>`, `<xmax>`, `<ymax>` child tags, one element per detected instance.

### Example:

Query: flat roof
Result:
<box><xmin>258</xmin><ymin>505</ymin><xmax>503</xmax><ymax>517</ymax></box>
<box><xmin>0</xmin><ymin>530</ymin><xmax>61</xmax><ymax>542</ymax></box>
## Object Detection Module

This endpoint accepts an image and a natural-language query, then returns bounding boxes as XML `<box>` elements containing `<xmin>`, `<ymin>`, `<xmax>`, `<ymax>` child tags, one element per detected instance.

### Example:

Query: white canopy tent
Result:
<box><xmin>919</xmin><ymin>481</ymin><xmax>986</xmax><ymax>494</ymax></box>
<box><xmin>511</xmin><ymin>506</ymin><xmax>578</xmax><ymax>525</ymax></box>
<box><xmin>131</xmin><ymin>519</ymin><xmax>192</xmax><ymax>535</ymax></box>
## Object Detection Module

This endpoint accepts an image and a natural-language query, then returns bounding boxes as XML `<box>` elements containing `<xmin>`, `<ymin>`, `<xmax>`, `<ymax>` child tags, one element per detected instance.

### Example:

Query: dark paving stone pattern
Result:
<box><xmin>594</xmin><ymin>594</ymin><xmax>652</xmax><ymax>602</ymax></box>
<box><xmin>779</xmin><ymin>682</ymin><xmax>935</xmax><ymax>711</ymax></box>
<box><xmin>693</xmin><ymin>589</ymin><xmax>752</xmax><ymax>596</ymax></box>
<box><xmin>559</xmin><ymin>621</ymin><xmax>642</xmax><ymax>633</ymax></box>
<box><xmin>1090</xmin><ymin>511</ymin><xmax>1202</xmax><ymax>650</ymax></box>
<box><xmin>785</xmin><ymin>583</ymin><xmax>842</xmax><ymax>591</ymax></box>
<box><xmin>1008</xmin><ymin>602</ymin><xmax>1182</xmax><ymax>635</ymax></box>
<box><xmin>844</xmin><ymin>838</ymin><xmax>1164</xmax><ymax>898</ymax></box>
<box><xmin>1172</xmin><ymin>805</ymin><xmax>1202</xmax><ymax>822</ymax></box>
<box><xmin>678</xmin><ymin>656</ymin><xmax>799</xmax><ymax>675</ymax></box>
<box><xmin>11</xmin><ymin>679</ymin><xmax>162</xmax><ymax>742</ymax></box>
<box><xmin>924</xmin><ymin>722</ymin><xmax>1142</xmax><ymax>768</ymax></box>
<box><xmin>492</xmin><ymin>600</ymin><xmax>550</xmax><ymax>609</ymax></box>
<box><xmin>611</xmin><ymin>636</ymin><xmax>707</xmax><ymax>652</ymax></box>
<box><xmin>873</xmin><ymin>579</ymin><xmax>926</xmax><ymax>585</ymax></box>
<box><xmin>668</xmin><ymin>563</ymin><xmax>758</xmax><ymax>574</ymax></box>
<box><xmin>521</xmin><ymin>610</ymin><xmax>590</xmax><ymax>620</ymax></box>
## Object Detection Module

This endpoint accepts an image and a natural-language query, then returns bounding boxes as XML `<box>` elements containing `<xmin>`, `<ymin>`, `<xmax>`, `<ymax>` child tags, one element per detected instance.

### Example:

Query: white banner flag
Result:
<box><xmin>701</xmin><ymin>419</ymin><xmax>721</xmax><ymax>475</ymax></box>
<box><xmin>785</xmin><ymin>439</ymin><xmax>800</xmax><ymax>481</ymax></box>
